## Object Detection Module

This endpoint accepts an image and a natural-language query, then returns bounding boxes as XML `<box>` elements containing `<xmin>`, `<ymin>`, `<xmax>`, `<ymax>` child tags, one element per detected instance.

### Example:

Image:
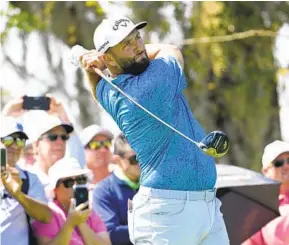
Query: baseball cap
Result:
<box><xmin>262</xmin><ymin>140</ymin><xmax>289</xmax><ymax>168</ymax></box>
<box><xmin>48</xmin><ymin>157</ymin><xmax>90</xmax><ymax>189</ymax></box>
<box><xmin>27</xmin><ymin>112</ymin><xmax>73</xmax><ymax>142</ymax></box>
<box><xmin>0</xmin><ymin>116</ymin><xmax>28</xmax><ymax>139</ymax></box>
<box><xmin>93</xmin><ymin>16</ymin><xmax>147</xmax><ymax>55</ymax></box>
<box><xmin>80</xmin><ymin>124</ymin><xmax>114</xmax><ymax>146</ymax></box>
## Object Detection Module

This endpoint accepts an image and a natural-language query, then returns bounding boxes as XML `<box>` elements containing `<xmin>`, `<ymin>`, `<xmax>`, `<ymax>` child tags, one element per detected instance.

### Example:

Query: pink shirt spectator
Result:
<box><xmin>242</xmin><ymin>192</ymin><xmax>289</xmax><ymax>245</ymax></box>
<box><xmin>32</xmin><ymin>200</ymin><xmax>107</xmax><ymax>245</ymax></box>
<box><xmin>279</xmin><ymin>192</ymin><xmax>289</xmax><ymax>216</ymax></box>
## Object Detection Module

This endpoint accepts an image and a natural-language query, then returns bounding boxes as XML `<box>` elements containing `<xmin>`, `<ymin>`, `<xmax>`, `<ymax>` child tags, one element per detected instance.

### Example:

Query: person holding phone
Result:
<box><xmin>0</xmin><ymin>116</ymin><xmax>52</xmax><ymax>245</ymax></box>
<box><xmin>32</xmin><ymin>157</ymin><xmax>111</xmax><ymax>245</ymax></box>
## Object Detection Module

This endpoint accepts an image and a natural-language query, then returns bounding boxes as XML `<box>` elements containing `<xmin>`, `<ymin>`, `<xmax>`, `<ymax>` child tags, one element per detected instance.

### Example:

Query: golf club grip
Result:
<box><xmin>93</xmin><ymin>67</ymin><xmax>200</xmax><ymax>147</ymax></box>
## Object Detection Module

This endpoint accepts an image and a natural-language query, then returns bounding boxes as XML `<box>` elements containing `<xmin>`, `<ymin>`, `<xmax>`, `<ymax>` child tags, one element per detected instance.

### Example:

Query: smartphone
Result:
<box><xmin>22</xmin><ymin>96</ymin><xmax>51</xmax><ymax>110</ymax></box>
<box><xmin>73</xmin><ymin>184</ymin><xmax>89</xmax><ymax>208</ymax></box>
<box><xmin>1</xmin><ymin>146</ymin><xmax>7</xmax><ymax>173</ymax></box>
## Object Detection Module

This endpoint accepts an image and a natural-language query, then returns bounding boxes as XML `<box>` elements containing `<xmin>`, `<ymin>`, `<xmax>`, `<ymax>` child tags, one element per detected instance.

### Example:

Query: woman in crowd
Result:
<box><xmin>32</xmin><ymin>157</ymin><xmax>111</xmax><ymax>245</ymax></box>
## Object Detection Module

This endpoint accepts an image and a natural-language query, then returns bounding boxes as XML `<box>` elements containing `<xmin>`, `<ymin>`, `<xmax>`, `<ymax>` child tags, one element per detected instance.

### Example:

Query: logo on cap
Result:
<box><xmin>113</xmin><ymin>19</ymin><xmax>130</xmax><ymax>31</ymax></box>
<box><xmin>98</xmin><ymin>41</ymin><xmax>109</xmax><ymax>52</ymax></box>
<box><xmin>16</xmin><ymin>123</ymin><xmax>23</xmax><ymax>131</ymax></box>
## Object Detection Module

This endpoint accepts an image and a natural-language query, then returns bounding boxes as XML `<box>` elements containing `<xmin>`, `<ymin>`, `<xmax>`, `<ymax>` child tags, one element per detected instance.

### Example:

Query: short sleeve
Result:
<box><xmin>32</xmin><ymin>208</ymin><xmax>60</xmax><ymax>238</ymax></box>
<box><xmin>87</xmin><ymin>211</ymin><xmax>107</xmax><ymax>233</ymax></box>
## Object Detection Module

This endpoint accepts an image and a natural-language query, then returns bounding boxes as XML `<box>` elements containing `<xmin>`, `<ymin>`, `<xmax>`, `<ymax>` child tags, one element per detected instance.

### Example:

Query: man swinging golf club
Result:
<box><xmin>73</xmin><ymin>16</ymin><xmax>230</xmax><ymax>245</ymax></box>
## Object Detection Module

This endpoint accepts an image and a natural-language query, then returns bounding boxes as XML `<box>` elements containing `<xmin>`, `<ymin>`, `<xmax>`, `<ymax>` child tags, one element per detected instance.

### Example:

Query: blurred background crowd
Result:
<box><xmin>1</xmin><ymin>1</ymin><xmax>289</xmax><ymax>245</ymax></box>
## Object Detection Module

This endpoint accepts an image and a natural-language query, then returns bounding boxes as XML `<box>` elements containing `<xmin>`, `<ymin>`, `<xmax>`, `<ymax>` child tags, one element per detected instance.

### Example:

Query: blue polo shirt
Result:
<box><xmin>96</xmin><ymin>56</ymin><xmax>216</xmax><ymax>191</ymax></box>
<box><xmin>92</xmin><ymin>173</ymin><xmax>137</xmax><ymax>245</ymax></box>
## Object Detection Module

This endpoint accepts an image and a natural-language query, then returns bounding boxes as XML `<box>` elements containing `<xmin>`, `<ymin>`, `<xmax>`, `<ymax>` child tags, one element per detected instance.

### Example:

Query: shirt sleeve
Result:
<box><xmin>27</xmin><ymin>171</ymin><xmax>48</xmax><ymax>203</ymax></box>
<box><xmin>87</xmin><ymin>211</ymin><xmax>107</xmax><ymax>233</ymax></box>
<box><xmin>92</xmin><ymin>185</ymin><xmax>132</xmax><ymax>245</ymax></box>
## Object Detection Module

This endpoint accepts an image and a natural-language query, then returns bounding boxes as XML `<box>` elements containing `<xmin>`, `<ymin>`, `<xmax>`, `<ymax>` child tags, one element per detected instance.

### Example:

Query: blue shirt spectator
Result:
<box><xmin>93</xmin><ymin>133</ymin><xmax>140</xmax><ymax>245</ymax></box>
<box><xmin>93</xmin><ymin>173</ymin><xmax>138</xmax><ymax>245</ymax></box>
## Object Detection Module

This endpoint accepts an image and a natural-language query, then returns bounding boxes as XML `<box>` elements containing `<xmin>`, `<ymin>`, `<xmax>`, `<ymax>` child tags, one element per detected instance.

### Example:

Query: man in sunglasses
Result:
<box><xmin>30</xmin><ymin>112</ymin><xmax>74</xmax><ymax>187</ymax></box>
<box><xmin>242</xmin><ymin>140</ymin><xmax>289</xmax><ymax>245</ymax></box>
<box><xmin>92</xmin><ymin>133</ymin><xmax>140</xmax><ymax>245</ymax></box>
<box><xmin>1</xmin><ymin>116</ymin><xmax>52</xmax><ymax>245</ymax></box>
<box><xmin>80</xmin><ymin>124</ymin><xmax>114</xmax><ymax>185</ymax></box>
<box><xmin>262</xmin><ymin>140</ymin><xmax>289</xmax><ymax>215</ymax></box>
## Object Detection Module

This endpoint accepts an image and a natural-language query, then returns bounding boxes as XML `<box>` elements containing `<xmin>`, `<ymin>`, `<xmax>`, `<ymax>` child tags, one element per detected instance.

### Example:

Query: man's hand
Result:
<box><xmin>45</xmin><ymin>94</ymin><xmax>71</xmax><ymax>124</ymax></box>
<box><xmin>79</xmin><ymin>50</ymin><xmax>106</xmax><ymax>73</ymax></box>
<box><xmin>1</xmin><ymin>165</ymin><xmax>23</xmax><ymax>198</ymax></box>
<box><xmin>1</xmin><ymin>97</ymin><xmax>25</xmax><ymax>117</ymax></box>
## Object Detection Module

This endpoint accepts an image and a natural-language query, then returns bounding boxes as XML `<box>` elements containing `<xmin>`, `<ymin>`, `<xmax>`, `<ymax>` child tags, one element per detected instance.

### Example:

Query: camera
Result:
<box><xmin>1</xmin><ymin>145</ymin><xmax>7</xmax><ymax>172</ymax></box>
<box><xmin>73</xmin><ymin>184</ymin><xmax>88</xmax><ymax>207</ymax></box>
<box><xmin>22</xmin><ymin>96</ymin><xmax>51</xmax><ymax>111</ymax></box>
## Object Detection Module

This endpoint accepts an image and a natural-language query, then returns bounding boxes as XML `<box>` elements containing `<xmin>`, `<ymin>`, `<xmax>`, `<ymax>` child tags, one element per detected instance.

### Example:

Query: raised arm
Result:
<box><xmin>145</xmin><ymin>44</ymin><xmax>184</xmax><ymax>68</ymax></box>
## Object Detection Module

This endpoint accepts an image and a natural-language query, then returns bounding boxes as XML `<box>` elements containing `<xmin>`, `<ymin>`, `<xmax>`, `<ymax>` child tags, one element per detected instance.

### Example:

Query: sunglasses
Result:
<box><xmin>272</xmin><ymin>157</ymin><xmax>289</xmax><ymax>168</ymax></box>
<box><xmin>1</xmin><ymin>136</ymin><xmax>27</xmax><ymax>148</ymax></box>
<box><xmin>57</xmin><ymin>176</ymin><xmax>87</xmax><ymax>188</ymax></box>
<box><xmin>40</xmin><ymin>134</ymin><xmax>69</xmax><ymax>142</ymax></box>
<box><xmin>86</xmin><ymin>140</ymin><xmax>112</xmax><ymax>150</ymax></box>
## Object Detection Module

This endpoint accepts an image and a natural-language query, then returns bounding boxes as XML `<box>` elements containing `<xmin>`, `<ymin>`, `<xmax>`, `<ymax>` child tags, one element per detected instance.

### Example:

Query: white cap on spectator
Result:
<box><xmin>93</xmin><ymin>16</ymin><xmax>147</xmax><ymax>55</ymax></box>
<box><xmin>27</xmin><ymin>112</ymin><xmax>73</xmax><ymax>142</ymax></box>
<box><xmin>80</xmin><ymin>124</ymin><xmax>114</xmax><ymax>146</ymax></box>
<box><xmin>48</xmin><ymin>157</ymin><xmax>89</xmax><ymax>189</ymax></box>
<box><xmin>0</xmin><ymin>116</ymin><xmax>28</xmax><ymax>139</ymax></box>
<box><xmin>262</xmin><ymin>140</ymin><xmax>289</xmax><ymax>168</ymax></box>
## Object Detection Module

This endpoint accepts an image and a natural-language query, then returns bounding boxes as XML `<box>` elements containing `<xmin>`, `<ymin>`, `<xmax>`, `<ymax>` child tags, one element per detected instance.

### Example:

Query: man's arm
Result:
<box><xmin>15</xmin><ymin>192</ymin><xmax>52</xmax><ymax>223</ymax></box>
<box><xmin>145</xmin><ymin>44</ymin><xmax>184</xmax><ymax>68</ymax></box>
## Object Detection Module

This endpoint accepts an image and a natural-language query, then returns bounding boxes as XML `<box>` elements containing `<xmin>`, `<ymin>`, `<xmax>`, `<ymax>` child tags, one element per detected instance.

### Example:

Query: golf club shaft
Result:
<box><xmin>93</xmin><ymin>67</ymin><xmax>201</xmax><ymax>147</ymax></box>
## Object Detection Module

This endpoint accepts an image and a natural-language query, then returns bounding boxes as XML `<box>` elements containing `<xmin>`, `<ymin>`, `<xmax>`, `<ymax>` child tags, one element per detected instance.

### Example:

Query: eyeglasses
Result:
<box><xmin>127</xmin><ymin>155</ymin><xmax>138</xmax><ymax>165</ymax></box>
<box><xmin>57</xmin><ymin>176</ymin><xmax>87</xmax><ymax>188</ymax></box>
<box><xmin>40</xmin><ymin>134</ymin><xmax>70</xmax><ymax>142</ymax></box>
<box><xmin>272</xmin><ymin>158</ymin><xmax>289</xmax><ymax>168</ymax></box>
<box><xmin>86</xmin><ymin>140</ymin><xmax>112</xmax><ymax>150</ymax></box>
<box><xmin>1</xmin><ymin>136</ymin><xmax>27</xmax><ymax>148</ymax></box>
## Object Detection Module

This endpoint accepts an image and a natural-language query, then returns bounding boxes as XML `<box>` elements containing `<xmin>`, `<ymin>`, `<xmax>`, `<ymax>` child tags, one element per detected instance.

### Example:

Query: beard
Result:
<box><xmin>118</xmin><ymin>51</ymin><xmax>150</xmax><ymax>75</ymax></box>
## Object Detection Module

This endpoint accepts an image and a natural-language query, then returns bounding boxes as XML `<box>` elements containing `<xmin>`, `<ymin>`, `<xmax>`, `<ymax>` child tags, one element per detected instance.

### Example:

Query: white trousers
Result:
<box><xmin>128</xmin><ymin>186</ymin><xmax>230</xmax><ymax>245</ymax></box>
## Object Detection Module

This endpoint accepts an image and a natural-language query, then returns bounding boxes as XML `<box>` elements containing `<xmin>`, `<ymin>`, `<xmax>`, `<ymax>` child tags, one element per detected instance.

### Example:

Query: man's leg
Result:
<box><xmin>200</xmin><ymin>198</ymin><xmax>230</xmax><ymax>245</ymax></box>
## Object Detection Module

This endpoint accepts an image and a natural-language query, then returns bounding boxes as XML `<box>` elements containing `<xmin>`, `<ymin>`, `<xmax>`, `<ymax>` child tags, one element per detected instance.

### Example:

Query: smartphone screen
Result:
<box><xmin>22</xmin><ymin>96</ymin><xmax>51</xmax><ymax>110</ymax></box>
<box><xmin>73</xmin><ymin>184</ymin><xmax>89</xmax><ymax>207</ymax></box>
<box><xmin>1</xmin><ymin>147</ymin><xmax>7</xmax><ymax>172</ymax></box>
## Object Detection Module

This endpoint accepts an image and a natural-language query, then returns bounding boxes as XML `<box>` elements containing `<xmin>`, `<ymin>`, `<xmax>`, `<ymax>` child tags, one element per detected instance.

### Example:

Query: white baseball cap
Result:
<box><xmin>80</xmin><ymin>124</ymin><xmax>114</xmax><ymax>146</ymax></box>
<box><xmin>262</xmin><ymin>140</ymin><xmax>289</xmax><ymax>168</ymax></box>
<box><xmin>93</xmin><ymin>16</ymin><xmax>147</xmax><ymax>55</ymax></box>
<box><xmin>48</xmin><ymin>157</ymin><xmax>89</xmax><ymax>189</ymax></box>
<box><xmin>0</xmin><ymin>116</ymin><xmax>28</xmax><ymax>139</ymax></box>
<box><xmin>27</xmin><ymin>112</ymin><xmax>73</xmax><ymax>142</ymax></box>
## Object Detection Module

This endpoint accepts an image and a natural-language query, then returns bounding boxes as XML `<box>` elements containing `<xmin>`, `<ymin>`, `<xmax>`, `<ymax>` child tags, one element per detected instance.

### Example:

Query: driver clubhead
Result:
<box><xmin>199</xmin><ymin>130</ymin><xmax>230</xmax><ymax>158</ymax></box>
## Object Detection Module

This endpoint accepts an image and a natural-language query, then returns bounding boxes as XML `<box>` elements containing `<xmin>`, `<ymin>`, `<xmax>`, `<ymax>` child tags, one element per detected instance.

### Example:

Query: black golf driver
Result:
<box><xmin>69</xmin><ymin>45</ymin><xmax>230</xmax><ymax>158</ymax></box>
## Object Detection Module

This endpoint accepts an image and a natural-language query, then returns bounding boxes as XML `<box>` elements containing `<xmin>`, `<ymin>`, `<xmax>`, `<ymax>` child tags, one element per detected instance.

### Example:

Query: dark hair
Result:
<box><xmin>114</xmin><ymin>133</ymin><xmax>132</xmax><ymax>156</ymax></box>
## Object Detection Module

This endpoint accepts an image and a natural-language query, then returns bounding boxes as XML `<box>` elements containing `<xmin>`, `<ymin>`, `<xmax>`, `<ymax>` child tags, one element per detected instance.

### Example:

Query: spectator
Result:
<box><xmin>80</xmin><ymin>124</ymin><xmax>114</xmax><ymax>185</ymax></box>
<box><xmin>32</xmin><ymin>157</ymin><xmax>111</xmax><ymax>245</ymax></box>
<box><xmin>242</xmin><ymin>140</ymin><xmax>289</xmax><ymax>245</ymax></box>
<box><xmin>30</xmin><ymin>112</ymin><xmax>74</xmax><ymax>187</ymax></box>
<box><xmin>93</xmin><ymin>133</ymin><xmax>140</xmax><ymax>245</ymax></box>
<box><xmin>1</xmin><ymin>115</ymin><xmax>52</xmax><ymax>245</ymax></box>
<box><xmin>242</xmin><ymin>214</ymin><xmax>289</xmax><ymax>245</ymax></box>
<box><xmin>262</xmin><ymin>140</ymin><xmax>289</xmax><ymax>215</ymax></box>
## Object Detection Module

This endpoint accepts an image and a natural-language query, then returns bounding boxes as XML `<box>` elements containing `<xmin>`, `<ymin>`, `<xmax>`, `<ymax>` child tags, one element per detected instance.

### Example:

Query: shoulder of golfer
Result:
<box><xmin>145</xmin><ymin>44</ymin><xmax>184</xmax><ymax>69</ymax></box>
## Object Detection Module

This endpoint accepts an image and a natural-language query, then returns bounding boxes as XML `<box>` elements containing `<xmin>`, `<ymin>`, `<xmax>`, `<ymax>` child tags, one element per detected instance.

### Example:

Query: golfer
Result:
<box><xmin>78</xmin><ymin>16</ymin><xmax>229</xmax><ymax>245</ymax></box>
